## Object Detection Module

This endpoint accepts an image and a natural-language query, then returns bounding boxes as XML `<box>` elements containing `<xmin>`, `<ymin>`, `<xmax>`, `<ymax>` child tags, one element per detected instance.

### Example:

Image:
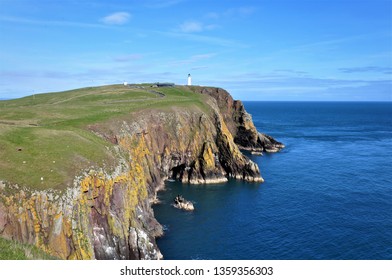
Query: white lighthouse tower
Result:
<box><xmin>187</xmin><ymin>73</ymin><xmax>192</xmax><ymax>86</ymax></box>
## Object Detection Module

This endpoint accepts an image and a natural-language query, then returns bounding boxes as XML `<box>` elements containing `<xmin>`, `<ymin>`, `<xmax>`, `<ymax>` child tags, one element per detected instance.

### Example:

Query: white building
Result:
<box><xmin>187</xmin><ymin>74</ymin><xmax>192</xmax><ymax>86</ymax></box>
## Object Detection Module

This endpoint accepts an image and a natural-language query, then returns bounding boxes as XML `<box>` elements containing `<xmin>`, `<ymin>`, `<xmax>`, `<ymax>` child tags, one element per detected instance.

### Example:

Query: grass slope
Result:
<box><xmin>0</xmin><ymin>237</ymin><xmax>57</xmax><ymax>260</ymax></box>
<box><xmin>0</xmin><ymin>84</ymin><xmax>207</xmax><ymax>190</ymax></box>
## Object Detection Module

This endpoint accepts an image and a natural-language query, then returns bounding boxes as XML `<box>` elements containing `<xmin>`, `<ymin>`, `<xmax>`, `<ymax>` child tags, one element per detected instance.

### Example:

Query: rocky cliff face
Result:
<box><xmin>0</xmin><ymin>87</ymin><xmax>282</xmax><ymax>259</ymax></box>
<box><xmin>189</xmin><ymin>86</ymin><xmax>285</xmax><ymax>153</ymax></box>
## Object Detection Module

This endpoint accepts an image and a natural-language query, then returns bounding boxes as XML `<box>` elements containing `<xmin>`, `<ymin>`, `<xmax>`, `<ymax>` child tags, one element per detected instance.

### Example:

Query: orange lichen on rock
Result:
<box><xmin>201</xmin><ymin>142</ymin><xmax>215</xmax><ymax>169</ymax></box>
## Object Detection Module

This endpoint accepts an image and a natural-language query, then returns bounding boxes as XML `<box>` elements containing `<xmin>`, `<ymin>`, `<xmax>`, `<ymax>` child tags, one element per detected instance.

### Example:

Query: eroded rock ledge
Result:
<box><xmin>0</xmin><ymin>86</ymin><xmax>283</xmax><ymax>259</ymax></box>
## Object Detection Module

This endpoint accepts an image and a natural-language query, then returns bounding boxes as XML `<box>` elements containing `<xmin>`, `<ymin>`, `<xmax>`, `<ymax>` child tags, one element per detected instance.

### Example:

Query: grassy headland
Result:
<box><xmin>0</xmin><ymin>84</ymin><xmax>208</xmax><ymax>190</ymax></box>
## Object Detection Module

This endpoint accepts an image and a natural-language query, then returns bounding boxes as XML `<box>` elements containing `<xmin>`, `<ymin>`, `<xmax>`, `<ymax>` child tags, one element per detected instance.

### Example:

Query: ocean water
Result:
<box><xmin>153</xmin><ymin>102</ymin><xmax>392</xmax><ymax>260</ymax></box>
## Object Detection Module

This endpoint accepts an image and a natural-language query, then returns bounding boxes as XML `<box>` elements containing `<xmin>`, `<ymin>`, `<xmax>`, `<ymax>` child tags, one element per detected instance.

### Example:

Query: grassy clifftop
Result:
<box><xmin>0</xmin><ymin>84</ymin><xmax>209</xmax><ymax>190</ymax></box>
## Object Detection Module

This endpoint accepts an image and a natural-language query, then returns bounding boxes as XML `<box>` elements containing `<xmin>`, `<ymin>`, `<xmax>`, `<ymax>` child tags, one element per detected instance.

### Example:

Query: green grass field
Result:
<box><xmin>0</xmin><ymin>84</ymin><xmax>208</xmax><ymax>190</ymax></box>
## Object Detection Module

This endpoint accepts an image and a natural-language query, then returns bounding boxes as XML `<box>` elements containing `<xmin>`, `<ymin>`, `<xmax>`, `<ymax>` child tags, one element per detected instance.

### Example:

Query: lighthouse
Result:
<box><xmin>187</xmin><ymin>74</ymin><xmax>192</xmax><ymax>86</ymax></box>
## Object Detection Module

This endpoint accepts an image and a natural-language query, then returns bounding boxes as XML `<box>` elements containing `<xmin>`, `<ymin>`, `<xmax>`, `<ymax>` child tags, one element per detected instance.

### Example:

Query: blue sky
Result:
<box><xmin>0</xmin><ymin>0</ymin><xmax>391</xmax><ymax>101</ymax></box>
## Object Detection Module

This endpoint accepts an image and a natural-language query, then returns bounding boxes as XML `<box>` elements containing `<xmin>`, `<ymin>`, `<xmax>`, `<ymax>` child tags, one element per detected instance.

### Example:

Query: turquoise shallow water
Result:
<box><xmin>153</xmin><ymin>102</ymin><xmax>392</xmax><ymax>260</ymax></box>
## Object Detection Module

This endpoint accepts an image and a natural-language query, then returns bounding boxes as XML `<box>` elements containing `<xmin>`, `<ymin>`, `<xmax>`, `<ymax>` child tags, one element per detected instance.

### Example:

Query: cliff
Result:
<box><xmin>189</xmin><ymin>86</ymin><xmax>285</xmax><ymax>153</ymax></box>
<box><xmin>0</xmin><ymin>85</ymin><xmax>282</xmax><ymax>259</ymax></box>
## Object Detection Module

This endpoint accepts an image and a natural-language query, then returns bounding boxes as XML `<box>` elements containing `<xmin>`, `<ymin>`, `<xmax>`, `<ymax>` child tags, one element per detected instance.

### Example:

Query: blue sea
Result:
<box><xmin>153</xmin><ymin>102</ymin><xmax>392</xmax><ymax>260</ymax></box>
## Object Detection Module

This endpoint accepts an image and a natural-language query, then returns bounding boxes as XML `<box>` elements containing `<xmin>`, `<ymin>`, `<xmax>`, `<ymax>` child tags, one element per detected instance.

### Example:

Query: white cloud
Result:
<box><xmin>178</xmin><ymin>20</ymin><xmax>218</xmax><ymax>33</ymax></box>
<box><xmin>206</xmin><ymin>6</ymin><xmax>256</xmax><ymax>19</ymax></box>
<box><xmin>226</xmin><ymin>6</ymin><xmax>256</xmax><ymax>17</ymax></box>
<box><xmin>179</xmin><ymin>21</ymin><xmax>203</xmax><ymax>33</ymax></box>
<box><xmin>101</xmin><ymin>12</ymin><xmax>131</xmax><ymax>25</ymax></box>
<box><xmin>0</xmin><ymin>15</ymin><xmax>106</xmax><ymax>28</ymax></box>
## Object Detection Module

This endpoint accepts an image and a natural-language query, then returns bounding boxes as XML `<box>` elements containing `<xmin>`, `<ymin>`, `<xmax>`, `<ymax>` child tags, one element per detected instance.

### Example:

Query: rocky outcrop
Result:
<box><xmin>173</xmin><ymin>201</ymin><xmax>194</xmax><ymax>211</ymax></box>
<box><xmin>173</xmin><ymin>196</ymin><xmax>194</xmax><ymax>211</ymax></box>
<box><xmin>257</xmin><ymin>133</ymin><xmax>285</xmax><ymax>153</ymax></box>
<box><xmin>188</xmin><ymin>86</ymin><xmax>284</xmax><ymax>153</ymax></box>
<box><xmin>0</xmin><ymin>86</ymin><xmax>281</xmax><ymax>259</ymax></box>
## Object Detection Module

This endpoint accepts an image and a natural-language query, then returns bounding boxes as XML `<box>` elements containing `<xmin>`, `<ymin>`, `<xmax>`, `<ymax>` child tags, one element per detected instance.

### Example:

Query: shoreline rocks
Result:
<box><xmin>173</xmin><ymin>195</ymin><xmax>194</xmax><ymax>211</ymax></box>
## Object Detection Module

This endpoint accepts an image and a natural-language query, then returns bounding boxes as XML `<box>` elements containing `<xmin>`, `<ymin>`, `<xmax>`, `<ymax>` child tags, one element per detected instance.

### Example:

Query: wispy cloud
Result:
<box><xmin>281</xmin><ymin>32</ymin><xmax>390</xmax><ymax>56</ymax></box>
<box><xmin>191</xmin><ymin>66</ymin><xmax>209</xmax><ymax>70</ymax></box>
<box><xmin>205</xmin><ymin>74</ymin><xmax>374</xmax><ymax>91</ymax></box>
<box><xmin>273</xmin><ymin>69</ymin><xmax>309</xmax><ymax>75</ymax></box>
<box><xmin>191</xmin><ymin>53</ymin><xmax>216</xmax><ymax>60</ymax></box>
<box><xmin>205</xmin><ymin>12</ymin><xmax>220</xmax><ymax>20</ymax></box>
<box><xmin>205</xmin><ymin>6</ymin><xmax>256</xmax><ymax>20</ymax></box>
<box><xmin>160</xmin><ymin>31</ymin><xmax>247</xmax><ymax>48</ymax></box>
<box><xmin>0</xmin><ymin>15</ymin><xmax>106</xmax><ymax>28</ymax></box>
<box><xmin>113</xmin><ymin>54</ymin><xmax>144</xmax><ymax>62</ymax></box>
<box><xmin>247</xmin><ymin>33</ymin><xmax>391</xmax><ymax>68</ymax></box>
<box><xmin>169</xmin><ymin>53</ymin><xmax>216</xmax><ymax>67</ymax></box>
<box><xmin>203</xmin><ymin>74</ymin><xmax>392</xmax><ymax>101</ymax></box>
<box><xmin>100</xmin><ymin>12</ymin><xmax>131</xmax><ymax>25</ymax></box>
<box><xmin>179</xmin><ymin>21</ymin><xmax>203</xmax><ymax>33</ymax></box>
<box><xmin>339</xmin><ymin>66</ymin><xmax>392</xmax><ymax>74</ymax></box>
<box><xmin>144</xmin><ymin>0</ymin><xmax>185</xmax><ymax>8</ymax></box>
<box><xmin>224</xmin><ymin>6</ymin><xmax>256</xmax><ymax>17</ymax></box>
<box><xmin>178</xmin><ymin>20</ymin><xmax>218</xmax><ymax>33</ymax></box>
